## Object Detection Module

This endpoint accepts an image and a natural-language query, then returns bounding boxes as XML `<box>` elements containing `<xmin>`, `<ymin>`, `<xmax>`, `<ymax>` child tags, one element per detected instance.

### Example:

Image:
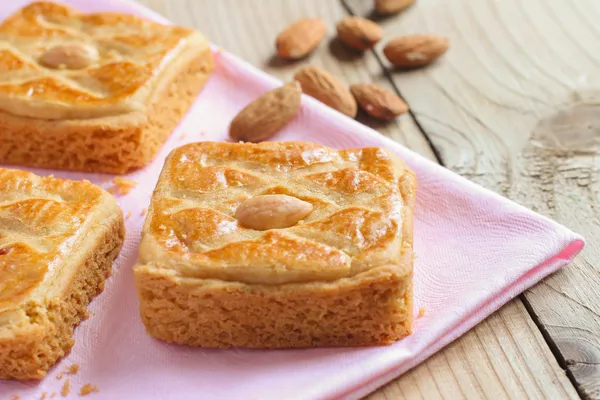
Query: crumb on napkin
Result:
<box><xmin>61</xmin><ymin>380</ymin><xmax>70</xmax><ymax>397</ymax></box>
<box><xmin>67</xmin><ymin>364</ymin><xmax>80</xmax><ymax>375</ymax></box>
<box><xmin>141</xmin><ymin>208</ymin><xmax>147</xmax><ymax>216</ymax></box>
<box><xmin>418</xmin><ymin>307</ymin><xmax>426</xmax><ymax>318</ymax></box>
<box><xmin>79</xmin><ymin>384</ymin><xmax>99</xmax><ymax>396</ymax></box>
<box><xmin>40</xmin><ymin>393</ymin><xmax>47</xmax><ymax>400</ymax></box>
<box><xmin>109</xmin><ymin>177</ymin><xmax>137</xmax><ymax>196</ymax></box>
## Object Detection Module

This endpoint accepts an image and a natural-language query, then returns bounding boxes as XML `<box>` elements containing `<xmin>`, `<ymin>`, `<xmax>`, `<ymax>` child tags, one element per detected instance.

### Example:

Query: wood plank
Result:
<box><xmin>344</xmin><ymin>0</ymin><xmax>600</xmax><ymax>398</ymax></box>
<box><xmin>137</xmin><ymin>0</ymin><xmax>580</xmax><ymax>398</ymax></box>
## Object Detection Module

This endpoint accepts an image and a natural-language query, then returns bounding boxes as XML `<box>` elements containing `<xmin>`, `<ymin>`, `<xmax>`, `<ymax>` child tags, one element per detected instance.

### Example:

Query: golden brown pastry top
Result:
<box><xmin>0</xmin><ymin>1</ymin><xmax>209</xmax><ymax>120</ymax></box>
<box><xmin>138</xmin><ymin>142</ymin><xmax>416</xmax><ymax>285</ymax></box>
<box><xmin>0</xmin><ymin>168</ymin><xmax>112</xmax><ymax>313</ymax></box>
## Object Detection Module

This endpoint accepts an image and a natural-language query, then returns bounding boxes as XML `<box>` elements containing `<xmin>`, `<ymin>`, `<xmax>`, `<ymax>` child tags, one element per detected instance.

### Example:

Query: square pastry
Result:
<box><xmin>0</xmin><ymin>1</ymin><xmax>214</xmax><ymax>174</ymax></box>
<box><xmin>135</xmin><ymin>141</ymin><xmax>415</xmax><ymax>348</ymax></box>
<box><xmin>0</xmin><ymin>168</ymin><xmax>124</xmax><ymax>379</ymax></box>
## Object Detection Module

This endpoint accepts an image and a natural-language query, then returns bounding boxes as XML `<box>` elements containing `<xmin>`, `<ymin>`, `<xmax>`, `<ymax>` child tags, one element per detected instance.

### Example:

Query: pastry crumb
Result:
<box><xmin>61</xmin><ymin>379</ymin><xmax>71</xmax><ymax>397</ymax></box>
<box><xmin>418</xmin><ymin>307</ymin><xmax>426</xmax><ymax>318</ymax></box>
<box><xmin>50</xmin><ymin>394</ymin><xmax>57</xmax><ymax>399</ymax></box>
<box><xmin>141</xmin><ymin>208</ymin><xmax>147</xmax><ymax>216</ymax></box>
<box><xmin>125</xmin><ymin>210</ymin><xmax>133</xmax><ymax>219</ymax></box>
<box><xmin>67</xmin><ymin>364</ymin><xmax>80</xmax><ymax>375</ymax></box>
<box><xmin>41</xmin><ymin>392</ymin><xmax>47</xmax><ymax>400</ymax></box>
<box><xmin>79</xmin><ymin>384</ymin><xmax>99</xmax><ymax>396</ymax></box>
<box><xmin>82</xmin><ymin>311</ymin><xmax>90</xmax><ymax>320</ymax></box>
<box><xmin>109</xmin><ymin>177</ymin><xmax>137</xmax><ymax>196</ymax></box>
<box><xmin>56</xmin><ymin>371</ymin><xmax>63</xmax><ymax>380</ymax></box>
<box><xmin>10</xmin><ymin>395</ymin><xmax>19</xmax><ymax>400</ymax></box>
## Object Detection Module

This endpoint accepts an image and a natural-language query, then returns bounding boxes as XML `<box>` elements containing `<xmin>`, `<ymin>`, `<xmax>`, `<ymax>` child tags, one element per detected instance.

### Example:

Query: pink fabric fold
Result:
<box><xmin>0</xmin><ymin>1</ymin><xmax>584</xmax><ymax>399</ymax></box>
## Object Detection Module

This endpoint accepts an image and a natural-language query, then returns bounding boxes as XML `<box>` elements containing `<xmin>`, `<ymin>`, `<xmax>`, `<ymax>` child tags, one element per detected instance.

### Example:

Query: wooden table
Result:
<box><xmin>139</xmin><ymin>1</ymin><xmax>600</xmax><ymax>398</ymax></box>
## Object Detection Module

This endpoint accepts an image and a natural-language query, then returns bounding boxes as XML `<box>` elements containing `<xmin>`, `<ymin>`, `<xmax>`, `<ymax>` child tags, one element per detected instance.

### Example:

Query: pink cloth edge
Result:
<box><xmin>339</xmin><ymin>239</ymin><xmax>584</xmax><ymax>400</ymax></box>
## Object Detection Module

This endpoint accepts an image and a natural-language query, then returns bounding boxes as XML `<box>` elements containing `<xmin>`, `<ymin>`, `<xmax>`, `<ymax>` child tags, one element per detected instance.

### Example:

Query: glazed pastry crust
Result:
<box><xmin>0</xmin><ymin>168</ymin><xmax>124</xmax><ymax>379</ymax></box>
<box><xmin>0</xmin><ymin>2</ymin><xmax>214</xmax><ymax>174</ymax></box>
<box><xmin>135</xmin><ymin>142</ymin><xmax>415</xmax><ymax>348</ymax></box>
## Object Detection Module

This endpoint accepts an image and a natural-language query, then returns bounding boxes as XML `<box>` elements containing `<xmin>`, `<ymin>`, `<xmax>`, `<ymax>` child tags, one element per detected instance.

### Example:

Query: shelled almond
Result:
<box><xmin>383</xmin><ymin>34</ymin><xmax>449</xmax><ymax>68</ymax></box>
<box><xmin>294</xmin><ymin>66</ymin><xmax>357</xmax><ymax>118</ymax></box>
<box><xmin>229</xmin><ymin>81</ymin><xmax>302</xmax><ymax>143</ymax></box>
<box><xmin>236</xmin><ymin>195</ymin><xmax>313</xmax><ymax>230</ymax></box>
<box><xmin>375</xmin><ymin>0</ymin><xmax>415</xmax><ymax>15</ymax></box>
<box><xmin>336</xmin><ymin>16</ymin><xmax>382</xmax><ymax>51</ymax></box>
<box><xmin>276</xmin><ymin>18</ymin><xmax>327</xmax><ymax>59</ymax></box>
<box><xmin>350</xmin><ymin>84</ymin><xmax>408</xmax><ymax>120</ymax></box>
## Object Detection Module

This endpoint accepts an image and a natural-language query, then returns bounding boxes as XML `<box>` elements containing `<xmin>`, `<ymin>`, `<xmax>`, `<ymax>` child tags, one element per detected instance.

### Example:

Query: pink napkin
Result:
<box><xmin>1</xmin><ymin>1</ymin><xmax>584</xmax><ymax>399</ymax></box>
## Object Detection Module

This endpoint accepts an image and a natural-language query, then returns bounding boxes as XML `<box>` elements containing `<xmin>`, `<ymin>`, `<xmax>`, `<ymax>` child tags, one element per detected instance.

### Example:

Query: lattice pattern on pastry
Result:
<box><xmin>146</xmin><ymin>142</ymin><xmax>411</xmax><ymax>280</ymax></box>
<box><xmin>0</xmin><ymin>2</ymin><xmax>194</xmax><ymax>114</ymax></box>
<box><xmin>0</xmin><ymin>168</ymin><xmax>102</xmax><ymax>305</ymax></box>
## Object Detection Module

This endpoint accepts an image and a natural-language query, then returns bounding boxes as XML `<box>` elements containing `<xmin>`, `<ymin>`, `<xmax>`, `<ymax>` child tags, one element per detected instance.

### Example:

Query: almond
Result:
<box><xmin>350</xmin><ymin>84</ymin><xmax>408</xmax><ymax>120</ymax></box>
<box><xmin>336</xmin><ymin>16</ymin><xmax>382</xmax><ymax>51</ymax></box>
<box><xmin>375</xmin><ymin>0</ymin><xmax>415</xmax><ymax>15</ymax></box>
<box><xmin>235</xmin><ymin>195</ymin><xmax>313</xmax><ymax>230</ymax></box>
<box><xmin>383</xmin><ymin>35</ymin><xmax>449</xmax><ymax>68</ymax></box>
<box><xmin>229</xmin><ymin>81</ymin><xmax>302</xmax><ymax>143</ymax></box>
<box><xmin>276</xmin><ymin>18</ymin><xmax>327</xmax><ymax>60</ymax></box>
<box><xmin>39</xmin><ymin>43</ymin><xmax>98</xmax><ymax>69</ymax></box>
<box><xmin>294</xmin><ymin>66</ymin><xmax>357</xmax><ymax>118</ymax></box>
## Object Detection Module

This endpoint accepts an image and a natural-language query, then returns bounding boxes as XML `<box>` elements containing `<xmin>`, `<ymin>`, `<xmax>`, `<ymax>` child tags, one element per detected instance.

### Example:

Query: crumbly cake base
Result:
<box><xmin>0</xmin><ymin>49</ymin><xmax>213</xmax><ymax>174</ymax></box>
<box><xmin>0</xmin><ymin>216</ymin><xmax>125</xmax><ymax>380</ymax></box>
<box><xmin>134</xmin><ymin>265</ymin><xmax>413</xmax><ymax>348</ymax></box>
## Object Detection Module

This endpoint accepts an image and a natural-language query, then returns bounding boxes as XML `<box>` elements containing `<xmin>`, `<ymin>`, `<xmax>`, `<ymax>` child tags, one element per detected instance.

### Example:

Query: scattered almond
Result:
<box><xmin>350</xmin><ymin>84</ymin><xmax>408</xmax><ymax>120</ymax></box>
<box><xmin>294</xmin><ymin>66</ymin><xmax>357</xmax><ymax>117</ymax></box>
<box><xmin>39</xmin><ymin>43</ymin><xmax>98</xmax><ymax>69</ymax></box>
<box><xmin>375</xmin><ymin>0</ymin><xmax>415</xmax><ymax>15</ymax></box>
<box><xmin>336</xmin><ymin>16</ymin><xmax>382</xmax><ymax>51</ymax></box>
<box><xmin>276</xmin><ymin>18</ymin><xmax>327</xmax><ymax>59</ymax></box>
<box><xmin>383</xmin><ymin>34</ymin><xmax>449</xmax><ymax>68</ymax></box>
<box><xmin>235</xmin><ymin>195</ymin><xmax>313</xmax><ymax>230</ymax></box>
<box><xmin>229</xmin><ymin>81</ymin><xmax>302</xmax><ymax>143</ymax></box>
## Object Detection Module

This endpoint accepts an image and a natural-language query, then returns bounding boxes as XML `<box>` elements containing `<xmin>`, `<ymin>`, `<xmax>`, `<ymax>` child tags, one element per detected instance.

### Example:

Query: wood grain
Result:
<box><xmin>344</xmin><ymin>0</ymin><xmax>600</xmax><ymax>398</ymax></box>
<box><xmin>137</xmin><ymin>0</ymin><xmax>580</xmax><ymax>398</ymax></box>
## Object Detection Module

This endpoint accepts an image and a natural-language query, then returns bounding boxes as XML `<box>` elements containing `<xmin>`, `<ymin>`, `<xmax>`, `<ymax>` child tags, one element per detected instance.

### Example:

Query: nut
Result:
<box><xmin>383</xmin><ymin>34</ymin><xmax>449</xmax><ymax>68</ymax></box>
<box><xmin>276</xmin><ymin>18</ymin><xmax>327</xmax><ymax>59</ymax></box>
<box><xmin>235</xmin><ymin>194</ymin><xmax>313</xmax><ymax>230</ymax></box>
<box><xmin>294</xmin><ymin>66</ymin><xmax>357</xmax><ymax>118</ymax></box>
<box><xmin>375</xmin><ymin>0</ymin><xmax>415</xmax><ymax>15</ymax></box>
<box><xmin>336</xmin><ymin>16</ymin><xmax>382</xmax><ymax>51</ymax></box>
<box><xmin>229</xmin><ymin>81</ymin><xmax>302</xmax><ymax>143</ymax></box>
<box><xmin>350</xmin><ymin>83</ymin><xmax>408</xmax><ymax>120</ymax></box>
<box><xmin>39</xmin><ymin>43</ymin><xmax>99</xmax><ymax>69</ymax></box>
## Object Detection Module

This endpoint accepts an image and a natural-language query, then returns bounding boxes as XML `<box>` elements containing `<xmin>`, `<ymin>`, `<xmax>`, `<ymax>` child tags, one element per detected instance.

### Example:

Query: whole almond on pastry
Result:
<box><xmin>235</xmin><ymin>195</ymin><xmax>313</xmax><ymax>230</ymax></box>
<box><xmin>350</xmin><ymin>84</ymin><xmax>408</xmax><ymax>120</ymax></box>
<box><xmin>39</xmin><ymin>43</ymin><xmax>98</xmax><ymax>69</ymax></box>
<box><xmin>336</xmin><ymin>16</ymin><xmax>382</xmax><ymax>51</ymax></box>
<box><xmin>375</xmin><ymin>0</ymin><xmax>415</xmax><ymax>15</ymax></box>
<box><xmin>229</xmin><ymin>81</ymin><xmax>302</xmax><ymax>143</ymax></box>
<box><xmin>383</xmin><ymin>35</ymin><xmax>449</xmax><ymax>68</ymax></box>
<box><xmin>276</xmin><ymin>18</ymin><xmax>327</xmax><ymax>59</ymax></box>
<box><xmin>294</xmin><ymin>66</ymin><xmax>357</xmax><ymax>118</ymax></box>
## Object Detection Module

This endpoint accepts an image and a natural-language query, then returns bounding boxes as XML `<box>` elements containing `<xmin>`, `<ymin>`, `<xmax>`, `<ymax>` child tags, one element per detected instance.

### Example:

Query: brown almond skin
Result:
<box><xmin>375</xmin><ymin>0</ymin><xmax>415</xmax><ymax>15</ymax></box>
<box><xmin>383</xmin><ymin>34</ymin><xmax>449</xmax><ymax>68</ymax></box>
<box><xmin>336</xmin><ymin>16</ymin><xmax>382</xmax><ymax>51</ymax></box>
<box><xmin>229</xmin><ymin>81</ymin><xmax>302</xmax><ymax>143</ymax></box>
<box><xmin>294</xmin><ymin>66</ymin><xmax>357</xmax><ymax>118</ymax></box>
<box><xmin>350</xmin><ymin>84</ymin><xmax>408</xmax><ymax>120</ymax></box>
<box><xmin>276</xmin><ymin>18</ymin><xmax>327</xmax><ymax>59</ymax></box>
<box><xmin>235</xmin><ymin>195</ymin><xmax>313</xmax><ymax>230</ymax></box>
